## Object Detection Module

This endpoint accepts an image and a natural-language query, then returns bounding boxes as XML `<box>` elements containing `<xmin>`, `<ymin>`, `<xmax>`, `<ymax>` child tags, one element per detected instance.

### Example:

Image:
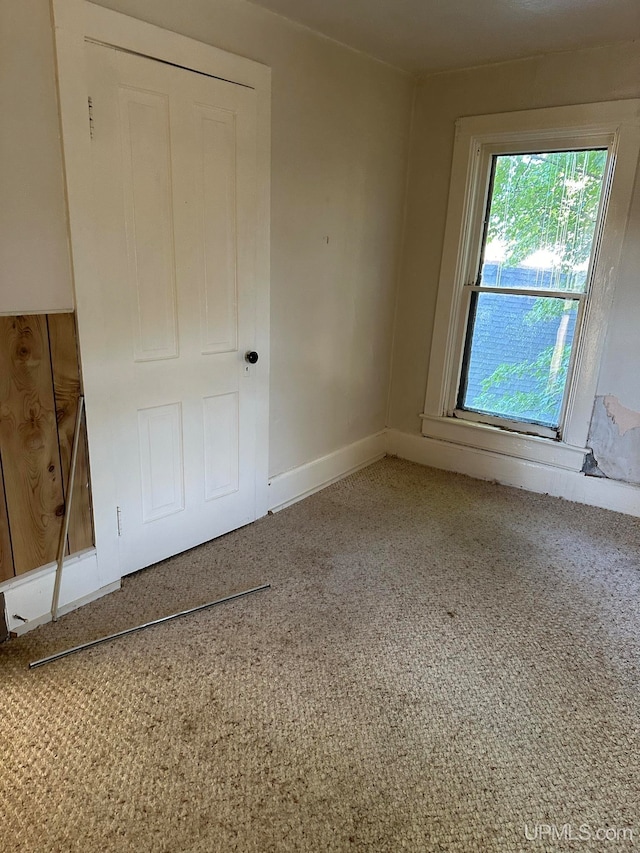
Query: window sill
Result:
<box><xmin>419</xmin><ymin>413</ymin><xmax>588</xmax><ymax>472</ymax></box>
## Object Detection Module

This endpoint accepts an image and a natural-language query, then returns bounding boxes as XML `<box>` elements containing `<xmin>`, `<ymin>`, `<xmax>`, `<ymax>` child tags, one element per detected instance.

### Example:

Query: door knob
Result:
<box><xmin>244</xmin><ymin>351</ymin><xmax>259</xmax><ymax>364</ymax></box>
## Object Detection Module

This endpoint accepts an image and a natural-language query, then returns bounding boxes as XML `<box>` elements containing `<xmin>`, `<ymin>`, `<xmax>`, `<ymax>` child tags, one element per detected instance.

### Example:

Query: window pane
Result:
<box><xmin>480</xmin><ymin>150</ymin><xmax>607</xmax><ymax>293</ymax></box>
<box><xmin>460</xmin><ymin>293</ymin><xmax>579</xmax><ymax>428</ymax></box>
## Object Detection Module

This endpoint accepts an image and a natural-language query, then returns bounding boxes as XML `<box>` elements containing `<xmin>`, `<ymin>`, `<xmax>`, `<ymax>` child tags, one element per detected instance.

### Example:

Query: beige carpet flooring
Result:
<box><xmin>1</xmin><ymin>458</ymin><xmax>639</xmax><ymax>852</ymax></box>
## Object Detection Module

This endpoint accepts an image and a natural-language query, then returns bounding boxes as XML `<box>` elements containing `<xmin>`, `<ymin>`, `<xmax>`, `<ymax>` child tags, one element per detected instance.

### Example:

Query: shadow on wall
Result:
<box><xmin>587</xmin><ymin>395</ymin><xmax>640</xmax><ymax>485</ymax></box>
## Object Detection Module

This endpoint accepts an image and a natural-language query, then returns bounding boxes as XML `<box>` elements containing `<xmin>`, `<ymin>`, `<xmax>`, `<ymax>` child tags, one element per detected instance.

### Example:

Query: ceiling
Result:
<box><xmin>247</xmin><ymin>0</ymin><xmax>640</xmax><ymax>74</ymax></box>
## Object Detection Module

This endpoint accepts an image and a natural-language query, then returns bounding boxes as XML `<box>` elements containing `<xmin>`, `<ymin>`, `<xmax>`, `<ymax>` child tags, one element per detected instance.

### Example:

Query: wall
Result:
<box><xmin>388</xmin><ymin>40</ymin><xmax>640</xmax><ymax>486</ymax></box>
<box><xmin>87</xmin><ymin>0</ymin><xmax>414</xmax><ymax>478</ymax></box>
<box><xmin>1</xmin><ymin>0</ymin><xmax>412</xmax><ymax>481</ymax></box>
<box><xmin>0</xmin><ymin>0</ymin><xmax>74</xmax><ymax>313</ymax></box>
<box><xmin>0</xmin><ymin>313</ymin><xmax>93</xmax><ymax>581</ymax></box>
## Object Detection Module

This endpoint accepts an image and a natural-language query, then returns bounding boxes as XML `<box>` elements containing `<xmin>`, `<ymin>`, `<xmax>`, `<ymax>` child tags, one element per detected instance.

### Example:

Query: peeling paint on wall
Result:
<box><xmin>587</xmin><ymin>395</ymin><xmax>640</xmax><ymax>485</ymax></box>
<box><xmin>581</xmin><ymin>450</ymin><xmax>606</xmax><ymax>478</ymax></box>
<box><xmin>602</xmin><ymin>394</ymin><xmax>640</xmax><ymax>435</ymax></box>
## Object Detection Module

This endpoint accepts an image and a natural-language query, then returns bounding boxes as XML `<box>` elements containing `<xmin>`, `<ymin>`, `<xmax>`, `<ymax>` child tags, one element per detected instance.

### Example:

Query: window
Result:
<box><xmin>423</xmin><ymin>102</ymin><xmax>640</xmax><ymax>469</ymax></box>
<box><xmin>458</xmin><ymin>148</ymin><xmax>607</xmax><ymax>435</ymax></box>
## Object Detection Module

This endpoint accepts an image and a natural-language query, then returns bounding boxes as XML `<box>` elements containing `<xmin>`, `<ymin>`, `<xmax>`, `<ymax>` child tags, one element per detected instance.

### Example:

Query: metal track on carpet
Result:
<box><xmin>29</xmin><ymin>583</ymin><xmax>270</xmax><ymax>669</ymax></box>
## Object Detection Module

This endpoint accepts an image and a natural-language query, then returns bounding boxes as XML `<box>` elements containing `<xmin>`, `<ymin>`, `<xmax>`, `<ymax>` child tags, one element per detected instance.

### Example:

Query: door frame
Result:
<box><xmin>51</xmin><ymin>0</ymin><xmax>271</xmax><ymax>587</ymax></box>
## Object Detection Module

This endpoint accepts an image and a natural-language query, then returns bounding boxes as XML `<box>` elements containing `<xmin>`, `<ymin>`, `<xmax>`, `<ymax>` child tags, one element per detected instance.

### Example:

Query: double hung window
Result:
<box><xmin>458</xmin><ymin>148</ymin><xmax>607</xmax><ymax>436</ymax></box>
<box><xmin>423</xmin><ymin>102</ymin><xmax>640</xmax><ymax>464</ymax></box>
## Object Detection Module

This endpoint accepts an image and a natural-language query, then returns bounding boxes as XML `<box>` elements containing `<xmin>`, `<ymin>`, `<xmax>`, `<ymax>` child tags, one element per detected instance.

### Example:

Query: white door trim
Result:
<box><xmin>51</xmin><ymin>0</ymin><xmax>271</xmax><ymax>587</ymax></box>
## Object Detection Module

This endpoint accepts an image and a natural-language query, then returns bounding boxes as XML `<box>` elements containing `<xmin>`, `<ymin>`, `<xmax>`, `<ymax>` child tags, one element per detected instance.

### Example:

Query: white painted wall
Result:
<box><xmin>389</xmin><ymin>41</ymin><xmax>640</xmax><ymax>483</ymax></box>
<box><xmin>88</xmin><ymin>0</ymin><xmax>414</xmax><ymax>479</ymax></box>
<box><xmin>1</xmin><ymin>0</ymin><xmax>413</xmax><ymax>629</ymax></box>
<box><xmin>12</xmin><ymin>0</ymin><xmax>413</xmax><ymax>475</ymax></box>
<box><xmin>0</xmin><ymin>0</ymin><xmax>74</xmax><ymax>314</ymax></box>
<box><xmin>4</xmin><ymin>0</ymin><xmax>412</xmax><ymax>480</ymax></box>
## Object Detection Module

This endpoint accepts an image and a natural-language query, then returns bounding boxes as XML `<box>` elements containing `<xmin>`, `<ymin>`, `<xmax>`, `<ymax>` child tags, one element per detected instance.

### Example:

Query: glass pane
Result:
<box><xmin>460</xmin><ymin>293</ymin><xmax>579</xmax><ymax>428</ymax></box>
<box><xmin>480</xmin><ymin>150</ymin><xmax>607</xmax><ymax>293</ymax></box>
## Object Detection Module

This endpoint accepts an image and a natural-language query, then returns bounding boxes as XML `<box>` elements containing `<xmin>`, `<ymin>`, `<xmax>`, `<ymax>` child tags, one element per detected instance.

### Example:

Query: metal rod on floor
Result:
<box><xmin>30</xmin><ymin>583</ymin><xmax>270</xmax><ymax>669</ymax></box>
<box><xmin>51</xmin><ymin>395</ymin><xmax>85</xmax><ymax>623</ymax></box>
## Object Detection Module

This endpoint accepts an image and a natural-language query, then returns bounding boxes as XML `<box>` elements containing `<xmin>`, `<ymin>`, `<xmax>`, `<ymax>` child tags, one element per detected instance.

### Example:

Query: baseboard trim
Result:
<box><xmin>387</xmin><ymin>429</ymin><xmax>640</xmax><ymax>517</ymax></box>
<box><xmin>5</xmin><ymin>427</ymin><xmax>636</xmax><ymax>635</ymax></box>
<box><xmin>1</xmin><ymin>550</ymin><xmax>121</xmax><ymax>636</ymax></box>
<box><xmin>268</xmin><ymin>431</ymin><xmax>387</xmax><ymax>512</ymax></box>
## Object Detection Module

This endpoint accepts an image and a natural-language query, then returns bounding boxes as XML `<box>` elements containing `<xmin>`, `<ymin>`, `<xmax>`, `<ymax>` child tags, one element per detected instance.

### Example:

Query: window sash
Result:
<box><xmin>454</xmin><ymin>288</ymin><xmax>585</xmax><ymax>435</ymax></box>
<box><xmin>451</xmin><ymin>408</ymin><xmax>559</xmax><ymax>439</ymax></box>
<box><xmin>463</xmin><ymin>284</ymin><xmax>586</xmax><ymax>300</ymax></box>
<box><xmin>452</xmin><ymin>143</ymin><xmax>609</xmax><ymax>437</ymax></box>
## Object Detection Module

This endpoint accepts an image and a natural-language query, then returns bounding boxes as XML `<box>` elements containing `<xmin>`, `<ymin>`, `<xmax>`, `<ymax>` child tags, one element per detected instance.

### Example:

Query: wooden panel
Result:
<box><xmin>0</xmin><ymin>455</ymin><xmax>15</xmax><ymax>581</ymax></box>
<box><xmin>196</xmin><ymin>106</ymin><xmax>238</xmax><ymax>354</ymax></box>
<box><xmin>203</xmin><ymin>392</ymin><xmax>239</xmax><ymax>500</ymax></box>
<box><xmin>0</xmin><ymin>593</ymin><xmax>8</xmax><ymax>642</ymax></box>
<box><xmin>138</xmin><ymin>403</ymin><xmax>184</xmax><ymax>522</ymax></box>
<box><xmin>119</xmin><ymin>87</ymin><xmax>179</xmax><ymax>362</ymax></box>
<box><xmin>48</xmin><ymin>313</ymin><xmax>94</xmax><ymax>555</ymax></box>
<box><xmin>0</xmin><ymin>316</ymin><xmax>64</xmax><ymax>575</ymax></box>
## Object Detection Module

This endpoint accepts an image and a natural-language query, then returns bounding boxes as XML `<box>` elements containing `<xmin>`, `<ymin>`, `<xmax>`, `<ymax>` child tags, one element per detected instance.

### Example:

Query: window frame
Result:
<box><xmin>422</xmin><ymin>101</ymin><xmax>640</xmax><ymax>470</ymax></box>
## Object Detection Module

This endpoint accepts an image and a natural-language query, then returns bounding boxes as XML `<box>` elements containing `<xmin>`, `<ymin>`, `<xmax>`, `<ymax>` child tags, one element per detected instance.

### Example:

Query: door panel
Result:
<box><xmin>196</xmin><ymin>105</ymin><xmax>239</xmax><ymax>355</ymax></box>
<box><xmin>203</xmin><ymin>392</ymin><xmax>240</xmax><ymax>500</ymax></box>
<box><xmin>138</xmin><ymin>403</ymin><xmax>185</xmax><ymax>523</ymax></box>
<box><xmin>87</xmin><ymin>43</ymin><xmax>260</xmax><ymax>575</ymax></box>
<box><xmin>118</xmin><ymin>86</ymin><xmax>179</xmax><ymax>362</ymax></box>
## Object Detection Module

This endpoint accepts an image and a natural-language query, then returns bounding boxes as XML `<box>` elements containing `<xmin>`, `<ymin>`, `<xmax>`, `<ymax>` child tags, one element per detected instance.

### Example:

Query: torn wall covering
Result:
<box><xmin>587</xmin><ymin>395</ymin><xmax>640</xmax><ymax>485</ymax></box>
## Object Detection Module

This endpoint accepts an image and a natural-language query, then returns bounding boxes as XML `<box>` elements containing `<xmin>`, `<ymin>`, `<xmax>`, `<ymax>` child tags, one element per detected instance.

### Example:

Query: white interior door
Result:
<box><xmin>86</xmin><ymin>42</ymin><xmax>263</xmax><ymax>575</ymax></box>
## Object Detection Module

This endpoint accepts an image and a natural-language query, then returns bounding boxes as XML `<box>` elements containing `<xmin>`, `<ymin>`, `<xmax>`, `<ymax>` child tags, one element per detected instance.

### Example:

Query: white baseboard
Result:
<box><xmin>1</xmin><ymin>550</ymin><xmax>121</xmax><ymax>636</ymax></box>
<box><xmin>268</xmin><ymin>431</ymin><xmax>387</xmax><ymax>512</ymax></box>
<box><xmin>4</xmin><ymin>427</ymin><xmax>635</xmax><ymax>637</ymax></box>
<box><xmin>387</xmin><ymin>429</ymin><xmax>640</xmax><ymax>517</ymax></box>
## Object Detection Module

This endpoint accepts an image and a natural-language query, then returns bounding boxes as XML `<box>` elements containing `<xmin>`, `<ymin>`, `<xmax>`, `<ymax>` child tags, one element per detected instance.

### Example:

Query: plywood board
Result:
<box><xmin>0</xmin><ymin>316</ymin><xmax>65</xmax><ymax>574</ymax></box>
<box><xmin>0</xmin><ymin>457</ymin><xmax>15</xmax><ymax>581</ymax></box>
<box><xmin>48</xmin><ymin>313</ymin><xmax>94</xmax><ymax>554</ymax></box>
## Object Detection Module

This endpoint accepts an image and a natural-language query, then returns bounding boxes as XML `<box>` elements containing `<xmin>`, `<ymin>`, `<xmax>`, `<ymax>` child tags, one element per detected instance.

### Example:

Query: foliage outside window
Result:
<box><xmin>457</xmin><ymin>149</ymin><xmax>607</xmax><ymax>429</ymax></box>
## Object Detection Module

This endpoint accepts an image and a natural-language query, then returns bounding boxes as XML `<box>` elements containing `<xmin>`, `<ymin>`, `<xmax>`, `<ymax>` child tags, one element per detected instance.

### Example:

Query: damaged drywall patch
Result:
<box><xmin>581</xmin><ymin>450</ymin><xmax>606</xmax><ymax>478</ymax></box>
<box><xmin>587</xmin><ymin>395</ymin><xmax>640</xmax><ymax>485</ymax></box>
<box><xmin>602</xmin><ymin>394</ymin><xmax>640</xmax><ymax>435</ymax></box>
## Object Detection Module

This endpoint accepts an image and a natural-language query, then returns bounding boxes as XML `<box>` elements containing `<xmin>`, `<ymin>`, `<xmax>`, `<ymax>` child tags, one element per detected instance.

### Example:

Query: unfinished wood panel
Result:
<box><xmin>0</xmin><ymin>457</ymin><xmax>15</xmax><ymax>581</ymax></box>
<box><xmin>0</xmin><ymin>316</ymin><xmax>64</xmax><ymax>575</ymax></box>
<box><xmin>48</xmin><ymin>313</ymin><xmax>94</xmax><ymax>555</ymax></box>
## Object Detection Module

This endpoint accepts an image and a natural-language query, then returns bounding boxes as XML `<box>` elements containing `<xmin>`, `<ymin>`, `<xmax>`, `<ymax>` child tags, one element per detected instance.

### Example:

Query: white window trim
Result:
<box><xmin>422</xmin><ymin>100</ymin><xmax>640</xmax><ymax>472</ymax></box>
